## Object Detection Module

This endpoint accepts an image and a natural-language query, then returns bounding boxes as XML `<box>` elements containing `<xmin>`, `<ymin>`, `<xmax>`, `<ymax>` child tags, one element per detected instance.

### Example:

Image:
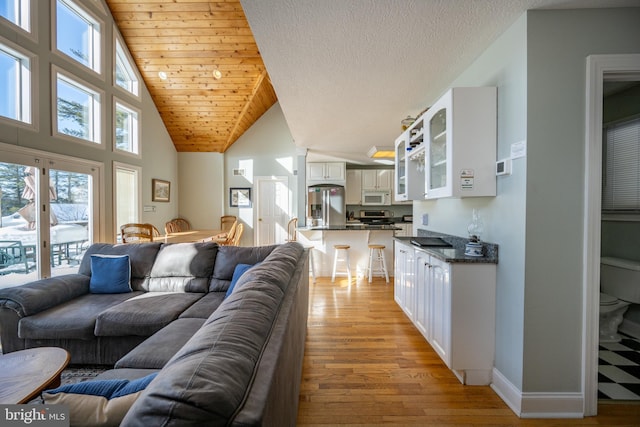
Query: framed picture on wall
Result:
<box><xmin>230</xmin><ymin>187</ymin><xmax>251</xmax><ymax>207</ymax></box>
<box><xmin>152</xmin><ymin>179</ymin><xmax>170</xmax><ymax>202</ymax></box>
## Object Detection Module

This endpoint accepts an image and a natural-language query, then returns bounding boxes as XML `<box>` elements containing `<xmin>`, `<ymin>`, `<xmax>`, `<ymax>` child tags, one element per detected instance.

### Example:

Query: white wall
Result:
<box><xmin>177</xmin><ymin>153</ymin><xmax>225</xmax><ymax>229</ymax></box>
<box><xmin>0</xmin><ymin>0</ymin><xmax>178</xmax><ymax>240</ymax></box>
<box><xmin>523</xmin><ymin>7</ymin><xmax>640</xmax><ymax>393</ymax></box>
<box><xmin>223</xmin><ymin>103</ymin><xmax>298</xmax><ymax>245</ymax></box>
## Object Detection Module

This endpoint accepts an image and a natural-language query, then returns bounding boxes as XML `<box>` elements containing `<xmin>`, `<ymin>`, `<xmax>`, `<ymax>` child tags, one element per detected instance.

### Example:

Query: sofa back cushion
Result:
<box><xmin>79</xmin><ymin>243</ymin><xmax>162</xmax><ymax>291</ymax></box>
<box><xmin>209</xmin><ymin>244</ymin><xmax>277</xmax><ymax>292</ymax></box>
<box><xmin>145</xmin><ymin>242</ymin><xmax>218</xmax><ymax>293</ymax></box>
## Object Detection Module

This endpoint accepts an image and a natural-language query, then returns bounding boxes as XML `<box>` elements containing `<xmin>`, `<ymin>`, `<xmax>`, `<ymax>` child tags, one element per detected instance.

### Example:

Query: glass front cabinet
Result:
<box><xmin>394</xmin><ymin>119</ymin><xmax>426</xmax><ymax>202</ymax></box>
<box><xmin>425</xmin><ymin>87</ymin><xmax>497</xmax><ymax>199</ymax></box>
<box><xmin>394</xmin><ymin>87</ymin><xmax>497</xmax><ymax>200</ymax></box>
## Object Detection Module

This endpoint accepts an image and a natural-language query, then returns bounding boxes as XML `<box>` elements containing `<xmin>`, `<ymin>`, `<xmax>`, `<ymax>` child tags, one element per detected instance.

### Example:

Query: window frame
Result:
<box><xmin>0</xmin><ymin>0</ymin><xmax>36</xmax><ymax>39</ymax></box>
<box><xmin>602</xmin><ymin>115</ymin><xmax>640</xmax><ymax>213</ymax></box>
<box><xmin>52</xmin><ymin>65</ymin><xmax>104</xmax><ymax>147</ymax></box>
<box><xmin>52</xmin><ymin>0</ymin><xmax>103</xmax><ymax>77</ymax></box>
<box><xmin>113</xmin><ymin>31</ymin><xmax>140</xmax><ymax>100</ymax></box>
<box><xmin>113</xmin><ymin>97</ymin><xmax>141</xmax><ymax>158</ymax></box>
<box><xmin>0</xmin><ymin>36</ymin><xmax>37</xmax><ymax>129</ymax></box>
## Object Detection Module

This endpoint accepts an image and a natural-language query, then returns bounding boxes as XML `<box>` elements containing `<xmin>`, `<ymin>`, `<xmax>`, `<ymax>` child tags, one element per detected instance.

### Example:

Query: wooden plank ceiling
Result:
<box><xmin>105</xmin><ymin>0</ymin><xmax>277</xmax><ymax>152</ymax></box>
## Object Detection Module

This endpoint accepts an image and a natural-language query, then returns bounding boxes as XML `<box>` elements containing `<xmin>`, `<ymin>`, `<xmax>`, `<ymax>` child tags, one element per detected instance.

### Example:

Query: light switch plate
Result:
<box><xmin>422</xmin><ymin>213</ymin><xmax>429</xmax><ymax>226</ymax></box>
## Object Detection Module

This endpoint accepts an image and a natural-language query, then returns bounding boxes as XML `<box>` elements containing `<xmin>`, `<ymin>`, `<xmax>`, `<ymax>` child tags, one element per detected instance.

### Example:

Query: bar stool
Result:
<box><xmin>367</xmin><ymin>244</ymin><xmax>389</xmax><ymax>283</ymax></box>
<box><xmin>331</xmin><ymin>244</ymin><xmax>352</xmax><ymax>283</ymax></box>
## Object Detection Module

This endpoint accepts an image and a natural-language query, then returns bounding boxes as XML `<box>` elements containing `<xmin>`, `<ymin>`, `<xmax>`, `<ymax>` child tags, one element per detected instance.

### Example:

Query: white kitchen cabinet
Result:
<box><xmin>425</xmin><ymin>87</ymin><xmax>496</xmax><ymax>199</ymax></box>
<box><xmin>346</xmin><ymin>169</ymin><xmax>362</xmax><ymax>204</ymax></box>
<box><xmin>394</xmin><ymin>242</ymin><xmax>496</xmax><ymax>385</ymax></box>
<box><xmin>394</xmin><ymin>128</ymin><xmax>425</xmax><ymax>201</ymax></box>
<box><xmin>413</xmin><ymin>250</ymin><xmax>430</xmax><ymax>337</ymax></box>
<box><xmin>362</xmin><ymin>169</ymin><xmax>392</xmax><ymax>191</ymax></box>
<box><xmin>429</xmin><ymin>257</ymin><xmax>451</xmax><ymax>364</ymax></box>
<box><xmin>394</xmin><ymin>241</ymin><xmax>414</xmax><ymax>320</ymax></box>
<box><xmin>307</xmin><ymin>162</ymin><xmax>346</xmax><ymax>184</ymax></box>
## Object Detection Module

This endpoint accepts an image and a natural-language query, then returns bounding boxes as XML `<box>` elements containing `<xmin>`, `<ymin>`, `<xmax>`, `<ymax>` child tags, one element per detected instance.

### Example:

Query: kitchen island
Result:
<box><xmin>298</xmin><ymin>225</ymin><xmax>399</xmax><ymax>279</ymax></box>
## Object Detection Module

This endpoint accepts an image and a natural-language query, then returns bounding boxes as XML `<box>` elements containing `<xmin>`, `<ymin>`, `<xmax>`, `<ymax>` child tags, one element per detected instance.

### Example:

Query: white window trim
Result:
<box><xmin>113</xmin><ymin>96</ymin><xmax>141</xmax><ymax>158</ymax></box>
<box><xmin>113</xmin><ymin>161</ymin><xmax>142</xmax><ymax>241</ymax></box>
<box><xmin>0</xmin><ymin>0</ymin><xmax>36</xmax><ymax>40</ymax></box>
<box><xmin>113</xmin><ymin>29</ymin><xmax>141</xmax><ymax>100</ymax></box>
<box><xmin>51</xmin><ymin>0</ymin><xmax>104</xmax><ymax>79</ymax></box>
<box><xmin>51</xmin><ymin>65</ymin><xmax>105</xmax><ymax>147</ymax></box>
<box><xmin>0</xmin><ymin>35</ymin><xmax>38</xmax><ymax>130</ymax></box>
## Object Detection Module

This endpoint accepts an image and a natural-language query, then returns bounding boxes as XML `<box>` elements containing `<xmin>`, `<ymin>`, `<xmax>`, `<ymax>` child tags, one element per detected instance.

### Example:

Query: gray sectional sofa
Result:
<box><xmin>0</xmin><ymin>241</ymin><xmax>309</xmax><ymax>426</ymax></box>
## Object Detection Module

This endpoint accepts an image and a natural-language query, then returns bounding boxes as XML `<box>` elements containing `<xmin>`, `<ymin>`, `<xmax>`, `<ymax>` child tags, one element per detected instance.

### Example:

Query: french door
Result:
<box><xmin>0</xmin><ymin>144</ymin><xmax>101</xmax><ymax>287</ymax></box>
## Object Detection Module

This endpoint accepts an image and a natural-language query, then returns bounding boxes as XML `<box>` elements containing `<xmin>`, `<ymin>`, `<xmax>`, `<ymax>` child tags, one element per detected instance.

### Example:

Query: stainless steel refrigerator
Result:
<box><xmin>307</xmin><ymin>184</ymin><xmax>346</xmax><ymax>228</ymax></box>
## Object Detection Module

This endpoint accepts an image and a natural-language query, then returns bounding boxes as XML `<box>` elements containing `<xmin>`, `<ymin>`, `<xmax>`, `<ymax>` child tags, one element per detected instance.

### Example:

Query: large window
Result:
<box><xmin>55</xmin><ymin>0</ymin><xmax>101</xmax><ymax>73</ymax></box>
<box><xmin>0</xmin><ymin>40</ymin><xmax>32</xmax><ymax>124</ymax></box>
<box><xmin>603</xmin><ymin>117</ymin><xmax>640</xmax><ymax>211</ymax></box>
<box><xmin>53</xmin><ymin>68</ymin><xmax>102</xmax><ymax>144</ymax></box>
<box><xmin>0</xmin><ymin>0</ymin><xmax>30</xmax><ymax>32</ymax></box>
<box><xmin>114</xmin><ymin>99</ymin><xmax>140</xmax><ymax>155</ymax></box>
<box><xmin>115</xmin><ymin>36</ymin><xmax>139</xmax><ymax>97</ymax></box>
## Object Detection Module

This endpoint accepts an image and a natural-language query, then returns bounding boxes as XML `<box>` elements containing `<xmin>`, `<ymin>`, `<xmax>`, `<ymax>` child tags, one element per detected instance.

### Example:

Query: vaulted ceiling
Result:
<box><xmin>105</xmin><ymin>0</ymin><xmax>276</xmax><ymax>153</ymax></box>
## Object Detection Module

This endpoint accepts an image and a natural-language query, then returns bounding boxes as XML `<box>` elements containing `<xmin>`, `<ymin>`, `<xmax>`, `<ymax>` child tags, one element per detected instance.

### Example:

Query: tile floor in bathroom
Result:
<box><xmin>598</xmin><ymin>333</ymin><xmax>640</xmax><ymax>400</ymax></box>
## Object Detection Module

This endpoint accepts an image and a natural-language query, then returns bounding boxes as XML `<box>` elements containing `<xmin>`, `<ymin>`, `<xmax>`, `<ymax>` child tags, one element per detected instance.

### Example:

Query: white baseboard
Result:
<box><xmin>491</xmin><ymin>368</ymin><xmax>584</xmax><ymax>418</ymax></box>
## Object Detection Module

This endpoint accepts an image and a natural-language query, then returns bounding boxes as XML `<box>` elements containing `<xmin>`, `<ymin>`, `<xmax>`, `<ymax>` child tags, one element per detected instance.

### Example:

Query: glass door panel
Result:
<box><xmin>429</xmin><ymin>108</ymin><xmax>447</xmax><ymax>191</ymax></box>
<box><xmin>49</xmin><ymin>167</ymin><xmax>92</xmax><ymax>277</ymax></box>
<box><xmin>0</xmin><ymin>161</ymin><xmax>39</xmax><ymax>287</ymax></box>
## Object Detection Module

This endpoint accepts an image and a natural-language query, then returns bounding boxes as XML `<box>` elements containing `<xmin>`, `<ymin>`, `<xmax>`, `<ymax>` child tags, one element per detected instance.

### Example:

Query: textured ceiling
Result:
<box><xmin>105</xmin><ymin>0</ymin><xmax>277</xmax><ymax>153</ymax></box>
<box><xmin>241</xmin><ymin>0</ymin><xmax>640</xmax><ymax>165</ymax></box>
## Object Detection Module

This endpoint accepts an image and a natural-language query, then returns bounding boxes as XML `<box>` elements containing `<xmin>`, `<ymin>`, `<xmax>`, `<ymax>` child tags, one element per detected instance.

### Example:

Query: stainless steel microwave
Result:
<box><xmin>362</xmin><ymin>191</ymin><xmax>391</xmax><ymax>206</ymax></box>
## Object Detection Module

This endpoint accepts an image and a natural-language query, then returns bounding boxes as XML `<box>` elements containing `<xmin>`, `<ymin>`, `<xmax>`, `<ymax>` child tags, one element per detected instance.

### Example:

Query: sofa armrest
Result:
<box><xmin>0</xmin><ymin>274</ymin><xmax>90</xmax><ymax>317</ymax></box>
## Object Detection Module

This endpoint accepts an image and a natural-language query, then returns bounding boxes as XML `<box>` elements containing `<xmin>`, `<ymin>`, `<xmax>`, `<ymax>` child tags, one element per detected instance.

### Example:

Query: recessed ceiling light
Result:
<box><xmin>212</xmin><ymin>69</ymin><xmax>222</xmax><ymax>80</ymax></box>
<box><xmin>158</xmin><ymin>71</ymin><xmax>167</xmax><ymax>80</ymax></box>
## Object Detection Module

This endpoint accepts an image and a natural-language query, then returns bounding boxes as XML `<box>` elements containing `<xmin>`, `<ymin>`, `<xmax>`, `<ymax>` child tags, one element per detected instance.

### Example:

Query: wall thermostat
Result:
<box><xmin>496</xmin><ymin>158</ymin><xmax>512</xmax><ymax>176</ymax></box>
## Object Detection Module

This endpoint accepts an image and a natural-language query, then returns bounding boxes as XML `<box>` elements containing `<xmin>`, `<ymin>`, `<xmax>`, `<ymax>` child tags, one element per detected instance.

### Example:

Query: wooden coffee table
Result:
<box><xmin>0</xmin><ymin>347</ymin><xmax>70</xmax><ymax>404</ymax></box>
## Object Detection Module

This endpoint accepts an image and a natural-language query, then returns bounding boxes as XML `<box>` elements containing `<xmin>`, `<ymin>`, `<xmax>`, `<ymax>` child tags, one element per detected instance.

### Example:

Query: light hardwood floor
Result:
<box><xmin>297</xmin><ymin>276</ymin><xmax>640</xmax><ymax>426</ymax></box>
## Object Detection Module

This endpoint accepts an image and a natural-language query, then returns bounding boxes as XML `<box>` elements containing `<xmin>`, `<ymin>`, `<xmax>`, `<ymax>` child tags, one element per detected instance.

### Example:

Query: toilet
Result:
<box><xmin>599</xmin><ymin>256</ymin><xmax>640</xmax><ymax>343</ymax></box>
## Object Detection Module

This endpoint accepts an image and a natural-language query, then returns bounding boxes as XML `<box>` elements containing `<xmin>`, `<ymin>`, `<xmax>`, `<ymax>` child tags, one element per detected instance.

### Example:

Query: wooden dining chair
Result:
<box><xmin>165</xmin><ymin>218</ymin><xmax>191</xmax><ymax>234</ymax></box>
<box><xmin>231</xmin><ymin>223</ymin><xmax>244</xmax><ymax>246</ymax></box>
<box><xmin>121</xmin><ymin>223</ymin><xmax>154</xmax><ymax>243</ymax></box>
<box><xmin>215</xmin><ymin>220</ymin><xmax>237</xmax><ymax>245</ymax></box>
<box><xmin>220</xmin><ymin>215</ymin><xmax>237</xmax><ymax>232</ymax></box>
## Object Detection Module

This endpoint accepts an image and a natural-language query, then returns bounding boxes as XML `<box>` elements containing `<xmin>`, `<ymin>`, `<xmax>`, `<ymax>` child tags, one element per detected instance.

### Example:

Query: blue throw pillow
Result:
<box><xmin>225</xmin><ymin>263</ymin><xmax>255</xmax><ymax>298</ymax></box>
<box><xmin>43</xmin><ymin>373</ymin><xmax>157</xmax><ymax>425</ymax></box>
<box><xmin>90</xmin><ymin>254</ymin><xmax>132</xmax><ymax>294</ymax></box>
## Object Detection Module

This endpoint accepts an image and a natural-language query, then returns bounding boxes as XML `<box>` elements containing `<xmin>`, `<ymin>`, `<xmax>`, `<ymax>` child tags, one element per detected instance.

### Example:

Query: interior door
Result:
<box><xmin>255</xmin><ymin>176</ymin><xmax>290</xmax><ymax>246</ymax></box>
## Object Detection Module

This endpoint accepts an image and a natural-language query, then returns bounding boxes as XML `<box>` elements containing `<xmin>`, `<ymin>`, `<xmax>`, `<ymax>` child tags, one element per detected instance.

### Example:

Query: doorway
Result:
<box><xmin>583</xmin><ymin>54</ymin><xmax>640</xmax><ymax>416</ymax></box>
<box><xmin>255</xmin><ymin>176</ymin><xmax>290</xmax><ymax>246</ymax></box>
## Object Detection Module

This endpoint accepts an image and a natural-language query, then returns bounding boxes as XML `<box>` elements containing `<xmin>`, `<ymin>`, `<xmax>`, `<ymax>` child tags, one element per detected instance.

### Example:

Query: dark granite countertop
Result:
<box><xmin>301</xmin><ymin>225</ymin><xmax>400</xmax><ymax>231</ymax></box>
<box><xmin>395</xmin><ymin>231</ymin><xmax>498</xmax><ymax>264</ymax></box>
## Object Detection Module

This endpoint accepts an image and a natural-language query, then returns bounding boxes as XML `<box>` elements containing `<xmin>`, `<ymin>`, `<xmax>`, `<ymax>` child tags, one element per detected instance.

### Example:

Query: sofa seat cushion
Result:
<box><xmin>19</xmin><ymin>292</ymin><xmax>144</xmax><ymax>340</ymax></box>
<box><xmin>115</xmin><ymin>318</ymin><xmax>206</xmax><ymax>370</ymax></box>
<box><xmin>178</xmin><ymin>292</ymin><xmax>225</xmax><ymax>319</ymax></box>
<box><xmin>146</xmin><ymin>243</ymin><xmax>218</xmax><ymax>293</ymax></box>
<box><xmin>95</xmin><ymin>292</ymin><xmax>203</xmax><ymax>337</ymax></box>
